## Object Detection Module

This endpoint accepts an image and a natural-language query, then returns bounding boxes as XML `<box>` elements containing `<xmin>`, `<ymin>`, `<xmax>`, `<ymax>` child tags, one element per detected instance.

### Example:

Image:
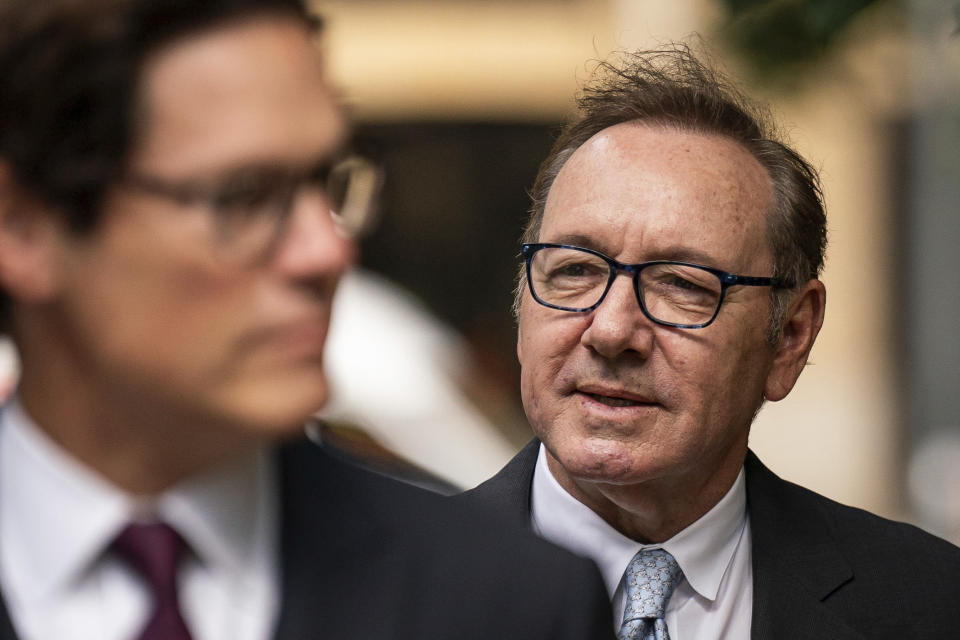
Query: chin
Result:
<box><xmin>566</xmin><ymin>454</ymin><xmax>642</xmax><ymax>485</ymax></box>
<box><xmin>221</xmin><ymin>369</ymin><xmax>330</xmax><ymax>436</ymax></box>
<box><xmin>548</xmin><ymin>432</ymin><xmax>668</xmax><ymax>485</ymax></box>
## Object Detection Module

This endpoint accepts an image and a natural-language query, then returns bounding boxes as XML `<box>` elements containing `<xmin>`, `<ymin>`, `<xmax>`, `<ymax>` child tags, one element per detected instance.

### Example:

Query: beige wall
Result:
<box><xmin>314</xmin><ymin>0</ymin><xmax>616</xmax><ymax>121</ymax></box>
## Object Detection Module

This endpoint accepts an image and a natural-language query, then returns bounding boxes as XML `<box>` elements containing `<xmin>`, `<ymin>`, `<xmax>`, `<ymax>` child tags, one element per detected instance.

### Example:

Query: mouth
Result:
<box><xmin>576</xmin><ymin>385</ymin><xmax>658</xmax><ymax>409</ymax></box>
<box><xmin>583</xmin><ymin>393</ymin><xmax>645</xmax><ymax>408</ymax></box>
<box><xmin>255</xmin><ymin>316</ymin><xmax>329</xmax><ymax>359</ymax></box>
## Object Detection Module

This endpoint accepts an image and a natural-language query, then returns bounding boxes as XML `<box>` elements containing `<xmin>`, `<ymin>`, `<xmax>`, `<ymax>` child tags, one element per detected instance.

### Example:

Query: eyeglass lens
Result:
<box><xmin>325</xmin><ymin>157</ymin><xmax>380</xmax><ymax>237</ymax></box>
<box><xmin>206</xmin><ymin>156</ymin><xmax>379</xmax><ymax>263</ymax></box>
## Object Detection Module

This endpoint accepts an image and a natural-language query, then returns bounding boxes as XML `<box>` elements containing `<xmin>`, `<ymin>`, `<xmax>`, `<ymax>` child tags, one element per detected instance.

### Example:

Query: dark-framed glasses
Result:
<box><xmin>123</xmin><ymin>154</ymin><xmax>381</xmax><ymax>263</ymax></box>
<box><xmin>522</xmin><ymin>243</ymin><xmax>792</xmax><ymax>329</ymax></box>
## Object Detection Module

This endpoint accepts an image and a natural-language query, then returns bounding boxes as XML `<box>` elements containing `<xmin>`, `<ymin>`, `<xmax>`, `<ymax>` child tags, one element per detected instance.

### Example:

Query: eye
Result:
<box><xmin>214</xmin><ymin>185</ymin><xmax>272</xmax><ymax>210</ymax></box>
<box><xmin>211</xmin><ymin>169</ymin><xmax>290</xmax><ymax>215</ymax></box>
<box><xmin>555</xmin><ymin>262</ymin><xmax>594</xmax><ymax>277</ymax></box>
<box><xmin>641</xmin><ymin>264</ymin><xmax>722</xmax><ymax>308</ymax></box>
<box><xmin>664</xmin><ymin>274</ymin><xmax>708</xmax><ymax>292</ymax></box>
<box><xmin>304</xmin><ymin>161</ymin><xmax>334</xmax><ymax>189</ymax></box>
<box><xmin>546</xmin><ymin>257</ymin><xmax>607</xmax><ymax>281</ymax></box>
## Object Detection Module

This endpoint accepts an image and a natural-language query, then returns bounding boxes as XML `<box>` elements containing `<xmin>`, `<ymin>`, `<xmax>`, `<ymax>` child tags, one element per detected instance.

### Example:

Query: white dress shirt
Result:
<box><xmin>0</xmin><ymin>400</ymin><xmax>280</xmax><ymax>640</ymax></box>
<box><xmin>531</xmin><ymin>444</ymin><xmax>752</xmax><ymax>639</ymax></box>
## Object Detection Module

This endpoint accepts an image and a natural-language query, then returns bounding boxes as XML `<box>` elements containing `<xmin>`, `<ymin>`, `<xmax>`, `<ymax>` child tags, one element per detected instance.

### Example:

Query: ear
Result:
<box><xmin>764</xmin><ymin>279</ymin><xmax>826</xmax><ymax>401</ymax></box>
<box><xmin>0</xmin><ymin>162</ymin><xmax>67</xmax><ymax>304</ymax></box>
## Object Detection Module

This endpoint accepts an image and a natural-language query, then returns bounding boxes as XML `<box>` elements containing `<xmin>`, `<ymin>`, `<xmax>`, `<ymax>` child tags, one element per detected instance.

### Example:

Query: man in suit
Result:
<box><xmin>0</xmin><ymin>1</ymin><xmax>614</xmax><ymax>639</ymax></box>
<box><xmin>462</xmin><ymin>47</ymin><xmax>960</xmax><ymax>639</ymax></box>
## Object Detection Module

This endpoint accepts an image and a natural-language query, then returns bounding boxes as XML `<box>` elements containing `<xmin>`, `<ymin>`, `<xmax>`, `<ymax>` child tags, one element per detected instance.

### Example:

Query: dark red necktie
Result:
<box><xmin>111</xmin><ymin>522</ymin><xmax>194</xmax><ymax>640</ymax></box>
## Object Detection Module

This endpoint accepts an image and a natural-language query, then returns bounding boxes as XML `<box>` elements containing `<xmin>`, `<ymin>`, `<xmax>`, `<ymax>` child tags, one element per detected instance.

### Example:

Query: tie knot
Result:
<box><xmin>112</xmin><ymin>522</ymin><xmax>186</xmax><ymax>597</ymax></box>
<box><xmin>622</xmin><ymin>548</ymin><xmax>682</xmax><ymax>621</ymax></box>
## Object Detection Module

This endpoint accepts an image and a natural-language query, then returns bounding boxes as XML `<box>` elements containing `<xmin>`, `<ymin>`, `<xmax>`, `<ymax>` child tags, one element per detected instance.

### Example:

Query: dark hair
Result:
<box><xmin>516</xmin><ymin>45</ymin><xmax>827</xmax><ymax>343</ymax></box>
<box><xmin>0</xmin><ymin>0</ymin><xmax>318</xmax><ymax>330</ymax></box>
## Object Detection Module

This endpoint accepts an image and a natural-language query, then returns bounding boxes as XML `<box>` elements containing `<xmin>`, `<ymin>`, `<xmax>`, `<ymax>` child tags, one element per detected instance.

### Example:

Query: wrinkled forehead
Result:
<box><xmin>542</xmin><ymin>122</ymin><xmax>774</xmax><ymax>272</ymax></box>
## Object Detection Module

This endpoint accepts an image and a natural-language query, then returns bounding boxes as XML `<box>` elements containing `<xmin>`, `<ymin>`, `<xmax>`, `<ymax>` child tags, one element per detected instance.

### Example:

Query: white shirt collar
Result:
<box><xmin>0</xmin><ymin>398</ymin><xmax>276</xmax><ymax>609</ymax></box>
<box><xmin>530</xmin><ymin>442</ymin><xmax>747</xmax><ymax>602</ymax></box>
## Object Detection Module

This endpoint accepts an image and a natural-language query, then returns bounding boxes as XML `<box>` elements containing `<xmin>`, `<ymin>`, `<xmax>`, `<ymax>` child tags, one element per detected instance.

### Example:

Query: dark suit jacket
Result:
<box><xmin>0</xmin><ymin>437</ymin><xmax>614</xmax><ymax>640</ymax></box>
<box><xmin>460</xmin><ymin>439</ymin><xmax>960</xmax><ymax>639</ymax></box>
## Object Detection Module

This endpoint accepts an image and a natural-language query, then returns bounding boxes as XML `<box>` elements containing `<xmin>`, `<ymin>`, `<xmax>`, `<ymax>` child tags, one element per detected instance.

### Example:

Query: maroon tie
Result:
<box><xmin>111</xmin><ymin>522</ymin><xmax>194</xmax><ymax>640</ymax></box>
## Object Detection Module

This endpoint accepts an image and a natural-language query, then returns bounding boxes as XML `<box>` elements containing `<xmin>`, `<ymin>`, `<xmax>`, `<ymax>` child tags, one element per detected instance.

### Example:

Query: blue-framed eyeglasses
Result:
<box><xmin>522</xmin><ymin>243</ymin><xmax>792</xmax><ymax>329</ymax></box>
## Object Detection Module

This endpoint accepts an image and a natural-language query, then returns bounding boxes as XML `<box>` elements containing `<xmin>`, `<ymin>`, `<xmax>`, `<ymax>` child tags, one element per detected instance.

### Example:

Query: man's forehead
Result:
<box><xmin>130</xmin><ymin>14</ymin><xmax>345</xmax><ymax>177</ymax></box>
<box><xmin>554</xmin><ymin>122</ymin><xmax>771</xmax><ymax>202</ymax></box>
<box><xmin>541</xmin><ymin>122</ymin><xmax>773</xmax><ymax>268</ymax></box>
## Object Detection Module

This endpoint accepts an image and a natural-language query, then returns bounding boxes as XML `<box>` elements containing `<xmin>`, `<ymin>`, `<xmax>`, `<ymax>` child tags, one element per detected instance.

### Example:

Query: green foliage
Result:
<box><xmin>720</xmin><ymin>0</ymin><xmax>885</xmax><ymax>82</ymax></box>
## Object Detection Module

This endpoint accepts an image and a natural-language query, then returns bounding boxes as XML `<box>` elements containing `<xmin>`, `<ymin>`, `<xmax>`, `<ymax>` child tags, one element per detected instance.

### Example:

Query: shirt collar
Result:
<box><xmin>158</xmin><ymin>445</ymin><xmax>277</xmax><ymax>596</ymax></box>
<box><xmin>0</xmin><ymin>399</ymin><xmax>276</xmax><ymax>606</ymax></box>
<box><xmin>530</xmin><ymin>443</ymin><xmax>746</xmax><ymax>602</ymax></box>
<box><xmin>660</xmin><ymin>464</ymin><xmax>747</xmax><ymax>600</ymax></box>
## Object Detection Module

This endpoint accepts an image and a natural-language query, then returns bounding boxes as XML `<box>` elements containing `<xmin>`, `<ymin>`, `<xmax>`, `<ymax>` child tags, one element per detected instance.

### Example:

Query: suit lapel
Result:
<box><xmin>745</xmin><ymin>452</ymin><xmax>864</xmax><ymax>640</ymax></box>
<box><xmin>460</xmin><ymin>439</ymin><xmax>539</xmax><ymax>528</ymax></box>
<box><xmin>0</xmin><ymin>594</ymin><xmax>19</xmax><ymax>640</ymax></box>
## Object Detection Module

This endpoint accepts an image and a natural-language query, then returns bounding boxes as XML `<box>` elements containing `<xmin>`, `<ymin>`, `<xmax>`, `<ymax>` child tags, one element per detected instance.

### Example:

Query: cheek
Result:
<box><xmin>518</xmin><ymin>328</ymin><xmax>548</xmax><ymax>418</ymax></box>
<box><xmin>660</xmin><ymin>333</ymin><xmax>740</xmax><ymax>407</ymax></box>
<box><xmin>138</xmin><ymin>261</ymin><xmax>240</xmax><ymax>328</ymax></box>
<box><xmin>668</xmin><ymin>332</ymin><xmax>769</xmax><ymax>427</ymax></box>
<box><xmin>69</xmin><ymin>239</ymin><xmax>256</xmax><ymax>382</ymax></box>
<box><xmin>518</xmin><ymin>311</ymin><xmax>571</xmax><ymax>418</ymax></box>
<box><xmin>518</xmin><ymin>310</ymin><xmax>582</xmax><ymax>381</ymax></box>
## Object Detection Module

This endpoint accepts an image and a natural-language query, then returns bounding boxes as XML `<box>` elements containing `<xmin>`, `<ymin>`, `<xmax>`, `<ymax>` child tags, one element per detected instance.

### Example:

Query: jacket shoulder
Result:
<box><xmin>747</xmin><ymin>452</ymin><xmax>960</xmax><ymax>637</ymax></box>
<box><xmin>752</xmin><ymin>454</ymin><xmax>960</xmax><ymax>564</ymax></box>
<box><xmin>797</xmin><ymin>478</ymin><xmax>960</xmax><ymax>588</ymax></box>
<box><xmin>279</xmin><ymin>437</ymin><xmax>614</xmax><ymax>639</ymax></box>
<box><xmin>456</xmin><ymin>439</ymin><xmax>540</xmax><ymax>527</ymax></box>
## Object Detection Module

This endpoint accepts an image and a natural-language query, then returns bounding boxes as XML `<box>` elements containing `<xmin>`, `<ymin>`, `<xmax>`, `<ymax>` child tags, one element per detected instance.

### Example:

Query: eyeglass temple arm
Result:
<box><xmin>721</xmin><ymin>274</ymin><xmax>794</xmax><ymax>289</ymax></box>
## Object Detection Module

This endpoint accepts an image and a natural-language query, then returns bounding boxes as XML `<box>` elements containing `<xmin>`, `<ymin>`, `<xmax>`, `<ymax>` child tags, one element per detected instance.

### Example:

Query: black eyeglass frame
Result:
<box><xmin>521</xmin><ymin>242</ymin><xmax>793</xmax><ymax>329</ymax></box>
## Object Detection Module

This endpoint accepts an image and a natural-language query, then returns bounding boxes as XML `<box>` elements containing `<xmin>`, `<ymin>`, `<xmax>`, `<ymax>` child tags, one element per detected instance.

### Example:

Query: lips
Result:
<box><xmin>585</xmin><ymin>393</ymin><xmax>642</xmax><ymax>408</ymax></box>
<box><xmin>244</xmin><ymin>315</ymin><xmax>329</xmax><ymax>359</ymax></box>
<box><xmin>576</xmin><ymin>384</ymin><xmax>658</xmax><ymax>408</ymax></box>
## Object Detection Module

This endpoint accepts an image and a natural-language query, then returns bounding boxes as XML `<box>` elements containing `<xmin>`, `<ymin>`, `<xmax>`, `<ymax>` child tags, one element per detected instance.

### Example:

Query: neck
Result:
<box><xmin>545</xmin><ymin>446</ymin><xmax>746</xmax><ymax>543</ymax></box>
<box><xmin>13</xmin><ymin>316</ymin><xmax>268</xmax><ymax>495</ymax></box>
<box><xmin>18</xmin><ymin>378</ymin><xmax>266</xmax><ymax>495</ymax></box>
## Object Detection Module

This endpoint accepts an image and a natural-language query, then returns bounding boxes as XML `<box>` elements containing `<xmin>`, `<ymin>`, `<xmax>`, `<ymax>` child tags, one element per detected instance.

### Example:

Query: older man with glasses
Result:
<box><xmin>462</xmin><ymin>47</ymin><xmax>960</xmax><ymax>639</ymax></box>
<box><xmin>0</xmin><ymin>1</ymin><xmax>614</xmax><ymax>639</ymax></box>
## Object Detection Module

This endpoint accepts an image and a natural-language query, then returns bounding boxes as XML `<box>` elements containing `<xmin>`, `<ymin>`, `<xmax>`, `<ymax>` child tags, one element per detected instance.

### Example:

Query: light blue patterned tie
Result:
<box><xmin>617</xmin><ymin>548</ymin><xmax>683</xmax><ymax>640</ymax></box>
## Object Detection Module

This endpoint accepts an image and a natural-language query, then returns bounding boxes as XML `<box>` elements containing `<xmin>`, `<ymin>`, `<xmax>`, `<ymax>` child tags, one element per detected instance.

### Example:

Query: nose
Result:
<box><xmin>580</xmin><ymin>273</ymin><xmax>654</xmax><ymax>359</ymax></box>
<box><xmin>270</xmin><ymin>188</ymin><xmax>354</xmax><ymax>280</ymax></box>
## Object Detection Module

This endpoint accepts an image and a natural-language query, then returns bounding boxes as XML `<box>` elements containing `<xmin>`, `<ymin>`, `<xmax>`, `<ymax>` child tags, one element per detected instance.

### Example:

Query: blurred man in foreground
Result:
<box><xmin>464</xmin><ymin>47</ymin><xmax>960</xmax><ymax>639</ymax></box>
<box><xmin>0</xmin><ymin>1</ymin><xmax>613</xmax><ymax>638</ymax></box>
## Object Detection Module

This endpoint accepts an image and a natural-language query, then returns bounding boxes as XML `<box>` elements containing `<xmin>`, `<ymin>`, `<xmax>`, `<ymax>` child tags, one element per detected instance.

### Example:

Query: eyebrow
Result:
<box><xmin>641</xmin><ymin>245</ymin><xmax>724</xmax><ymax>268</ymax></box>
<box><xmin>193</xmin><ymin>143</ymin><xmax>351</xmax><ymax>184</ymax></box>
<box><xmin>543</xmin><ymin>233</ymin><xmax>601</xmax><ymax>250</ymax></box>
<box><xmin>541</xmin><ymin>234</ymin><xmax>725</xmax><ymax>269</ymax></box>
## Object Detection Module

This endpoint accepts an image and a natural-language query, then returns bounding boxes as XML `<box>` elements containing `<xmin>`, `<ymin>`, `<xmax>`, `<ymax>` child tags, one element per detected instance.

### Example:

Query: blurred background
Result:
<box><xmin>2</xmin><ymin>0</ymin><xmax>957</xmax><ymax>541</ymax></box>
